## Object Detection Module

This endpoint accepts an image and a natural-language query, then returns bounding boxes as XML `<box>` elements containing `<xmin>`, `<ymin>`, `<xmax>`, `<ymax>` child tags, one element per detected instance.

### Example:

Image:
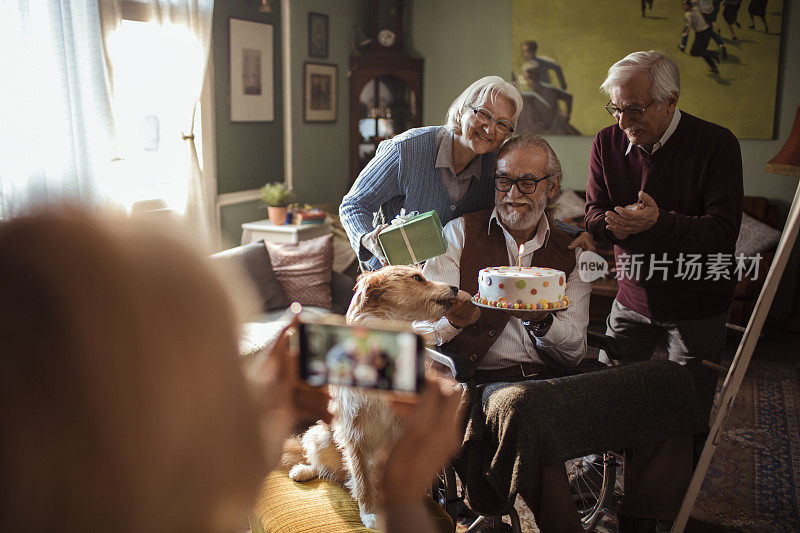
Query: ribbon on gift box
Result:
<box><xmin>389</xmin><ymin>209</ymin><xmax>420</xmax><ymax>265</ymax></box>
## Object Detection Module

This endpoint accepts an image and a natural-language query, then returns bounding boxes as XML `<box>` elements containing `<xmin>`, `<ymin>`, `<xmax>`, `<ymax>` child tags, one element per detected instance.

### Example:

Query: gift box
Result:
<box><xmin>377</xmin><ymin>210</ymin><xmax>447</xmax><ymax>265</ymax></box>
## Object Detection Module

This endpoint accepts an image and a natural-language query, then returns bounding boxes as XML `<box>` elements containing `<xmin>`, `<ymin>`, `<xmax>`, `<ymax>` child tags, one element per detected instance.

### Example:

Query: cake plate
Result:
<box><xmin>471</xmin><ymin>295</ymin><xmax>572</xmax><ymax>312</ymax></box>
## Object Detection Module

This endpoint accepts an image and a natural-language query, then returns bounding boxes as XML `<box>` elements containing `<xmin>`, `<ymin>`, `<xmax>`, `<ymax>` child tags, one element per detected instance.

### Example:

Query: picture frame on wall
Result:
<box><xmin>304</xmin><ymin>62</ymin><xmax>337</xmax><ymax>123</ymax></box>
<box><xmin>308</xmin><ymin>12</ymin><xmax>328</xmax><ymax>58</ymax></box>
<box><xmin>229</xmin><ymin>18</ymin><xmax>274</xmax><ymax>122</ymax></box>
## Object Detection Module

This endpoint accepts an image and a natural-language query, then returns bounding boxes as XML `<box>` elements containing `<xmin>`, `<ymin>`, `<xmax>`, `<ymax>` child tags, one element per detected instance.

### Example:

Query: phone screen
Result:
<box><xmin>298</xmin><ymin>322</ymin><xmax>424</xmax><ymax>393</ymax></box>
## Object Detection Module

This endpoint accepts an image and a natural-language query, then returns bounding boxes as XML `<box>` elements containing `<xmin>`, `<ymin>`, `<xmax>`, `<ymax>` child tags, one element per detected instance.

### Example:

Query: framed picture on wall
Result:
<box><xmin>511</xmin><ymin>0</ymin><xmax>785</xmax><ymax>139</ymax></box>
<box><xmin>229</xmin><ymin>18</ymin><xmax>274</xmax><ymax>122</ymax></box>
<box><xmin>304</xmin><ymin>62</ymin><xmax>337</xmax><ymax>123</ymax></box>
<box><xmin>308</xmin><ymin>12</ymin><xmax>328</xmax><ymax>58</ymax></box>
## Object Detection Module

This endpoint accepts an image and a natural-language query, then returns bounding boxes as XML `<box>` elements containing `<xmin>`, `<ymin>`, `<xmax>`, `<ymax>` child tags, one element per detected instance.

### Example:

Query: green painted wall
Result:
<box><xmin>409</xmin><ymin>0</ymin><xmax>800</xmax><ymax>319</ymax></box>
<box><xmin>408</xmin><ymin>0</ymin><xmax>514</xmax><ymax>128</ymax></box>
<box><xmin>212</xmin><ymin>0</ymin><xmax>284</xmax><ymax>195</ymax></box>
<box><xmin>211</xmin><ymin>0</ymin><xmax>799</xmax><ymax>318</ymax></box>
<box><xmin>289</xmin><ymin>0</ymin><xmax>363</xmax><ymax>206</ymax></box>
<box><xmin>219</xmin><ymin>199</ymin><xmax>264</xmax><ymax>248</ymax></box>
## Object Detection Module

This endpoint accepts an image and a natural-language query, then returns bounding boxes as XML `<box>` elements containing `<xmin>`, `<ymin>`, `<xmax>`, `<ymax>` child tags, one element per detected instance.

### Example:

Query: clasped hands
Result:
<box><xmin>604</xmin><ymin>191</ymin><xmax>659</xmax><ymax>240</ymax></box>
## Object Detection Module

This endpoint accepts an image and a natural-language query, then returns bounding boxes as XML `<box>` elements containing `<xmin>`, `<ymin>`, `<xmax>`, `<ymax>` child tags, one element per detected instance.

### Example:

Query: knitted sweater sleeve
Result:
<box><xmin>339</xmin><ymin>138</ymin><xmax>403</xmax><ymax>264</ymax></box>
<box><xmin>585</xmin><ymin>132</ymin><xmax>620</xmax><ymax>244</ymax></box>
<box><xmin>648</xmin><ymin>129</ymin><xmax>743</xmax><ymax>253</ymax></box>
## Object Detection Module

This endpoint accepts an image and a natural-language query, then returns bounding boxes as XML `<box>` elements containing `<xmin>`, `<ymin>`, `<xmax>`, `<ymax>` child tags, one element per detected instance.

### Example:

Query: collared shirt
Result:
<box><xmin>625</xmin><ymin>108</ymin><xmax>682</xmax><ymax>156</ymax></box>
<box><xmin>435</xmin><ymin>128</ymin><xmax>483</xmax><ymax>202</ymax></box>
<box><xmin>414</xmin><ymin>209</ymin><xmax>591</xmax><ymax>370</ymax></box>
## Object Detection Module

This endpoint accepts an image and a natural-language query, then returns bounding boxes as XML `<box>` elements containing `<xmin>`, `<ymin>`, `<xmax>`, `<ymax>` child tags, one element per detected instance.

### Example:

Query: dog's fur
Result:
<box><xmin>286</xmin><ymin>265</ymin><xmax>458</xmax><ymax>528</ymax></box>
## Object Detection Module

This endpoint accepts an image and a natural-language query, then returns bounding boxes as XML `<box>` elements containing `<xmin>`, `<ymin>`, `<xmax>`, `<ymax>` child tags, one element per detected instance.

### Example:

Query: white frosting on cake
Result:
<box><xmin>476</xmin><ymin>266</ymin><xmax>568</xmax><ymax>309</ymax></box>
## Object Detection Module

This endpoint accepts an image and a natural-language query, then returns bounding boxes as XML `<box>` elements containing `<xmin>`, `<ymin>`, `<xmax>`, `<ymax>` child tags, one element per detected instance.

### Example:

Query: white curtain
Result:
<box><xmin>0</xmin><ymin>0</ymin><xmax>215</xmax><ymax>241</ymax></box>
<box><xmin>98</xmin><ymin>0</ymin><xmax>215</xmax><ymax>239</ymax></box>
<box><xmin>0</xmin><ymin>0</ymin><xmax>117</xmax><ymax>218</ymax></box>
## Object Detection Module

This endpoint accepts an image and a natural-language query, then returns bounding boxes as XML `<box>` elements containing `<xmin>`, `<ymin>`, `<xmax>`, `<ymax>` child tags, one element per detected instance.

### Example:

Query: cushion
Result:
<box><xmin>252</xmin><ymin>469</ymin><xmax>453</xmax><ymax>533</ymax></box>
<box><xmin>267</xmin><ymin>234</ymin><xmax>334</xmax><ymax>310</ymax></box>
<box><xmin>735</xmin><ymin>212</ymin><xmax>781</xmax><ymax>256</ymax></box>
<box><xmin>555</xmin><ymin>188</ymin><xmax>587</xmax><ymax>221</ymax></box>
<box><xmin>212</xmin><ymin>242</ymin><xmax>289</xmax><ymax>312</ymax></box>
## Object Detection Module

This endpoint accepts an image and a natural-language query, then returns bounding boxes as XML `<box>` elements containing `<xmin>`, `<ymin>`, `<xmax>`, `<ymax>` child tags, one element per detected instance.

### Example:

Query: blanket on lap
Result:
<box><xmin>455</xmin><ymin>360</ymin><xmax>706</xmax><ymax>515</ymax></box>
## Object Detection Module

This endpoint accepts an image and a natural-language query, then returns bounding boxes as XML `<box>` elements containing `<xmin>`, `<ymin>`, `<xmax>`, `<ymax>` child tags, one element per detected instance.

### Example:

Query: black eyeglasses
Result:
<box><xmin>467</xmin><ymin>105</ymin><xmax>515</xmax><ymax>134</ymax></box>
<box><xmin>494</xmin><ymin>175</ymin><xmax>550</xmax><ymax>195</ymax></box>
<box><xmin>604</xmin><ymin>100</ymin><xmax>656</xmax><ymax>119</ymax></box>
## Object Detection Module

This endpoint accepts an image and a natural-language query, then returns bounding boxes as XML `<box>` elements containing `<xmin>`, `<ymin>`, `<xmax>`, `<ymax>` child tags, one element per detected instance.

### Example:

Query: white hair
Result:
<box><xmin>600</xmin><ymin>51</ymin><xmax>680</xmax><ymax>102</ymax></box>
<box><xmin>444</xmin><ymin>76</ymin><xmax>523</xmax><ymax>134</ymax></box>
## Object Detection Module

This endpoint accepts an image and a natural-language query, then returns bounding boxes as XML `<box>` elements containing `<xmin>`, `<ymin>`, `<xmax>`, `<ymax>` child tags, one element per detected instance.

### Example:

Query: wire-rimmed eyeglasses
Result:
<box><xmin>467</xmin><ymin>105</ymin><xmax>515</xmax><ymax>134</ymax></box>
<box><xmin>604</xmin><ymin>100</ymin><xmax>656</xmax><ymax>119</ymax></box>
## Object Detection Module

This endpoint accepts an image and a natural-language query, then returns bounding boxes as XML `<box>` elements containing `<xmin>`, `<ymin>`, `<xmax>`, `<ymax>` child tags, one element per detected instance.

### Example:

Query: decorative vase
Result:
<box><xmin>267</xmin><ymin>206</ymin><xmax>288</xmax><ymax>225</ymax></box>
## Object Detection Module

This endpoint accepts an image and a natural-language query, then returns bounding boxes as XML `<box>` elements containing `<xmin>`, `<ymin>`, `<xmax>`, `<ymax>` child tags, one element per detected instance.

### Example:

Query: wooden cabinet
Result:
<box><xmin>348</xmin><ymin>54</ymin><xmax>423</xmax><ymax>183</ymax></box>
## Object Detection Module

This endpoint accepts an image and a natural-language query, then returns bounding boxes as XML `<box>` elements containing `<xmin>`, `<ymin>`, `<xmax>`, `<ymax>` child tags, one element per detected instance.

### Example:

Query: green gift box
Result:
<box><xmin>378</xmin><ymin>210</ymin><xmax>447</xmax><ymax>265</ymax></box>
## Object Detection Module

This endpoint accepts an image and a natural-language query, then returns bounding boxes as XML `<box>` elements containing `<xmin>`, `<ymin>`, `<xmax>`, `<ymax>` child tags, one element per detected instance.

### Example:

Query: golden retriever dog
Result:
<box><xmin>287</xmin><ymin>265</ymin><xmax>460</xmax><ymax>527</ymax></box>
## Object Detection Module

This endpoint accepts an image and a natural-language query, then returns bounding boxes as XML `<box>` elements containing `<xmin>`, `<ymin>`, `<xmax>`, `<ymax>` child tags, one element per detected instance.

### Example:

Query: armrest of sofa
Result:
<box><xmin>211</xmin><ymin>242</ymin><xmax>289</xmax><ymax>312</ymax></box>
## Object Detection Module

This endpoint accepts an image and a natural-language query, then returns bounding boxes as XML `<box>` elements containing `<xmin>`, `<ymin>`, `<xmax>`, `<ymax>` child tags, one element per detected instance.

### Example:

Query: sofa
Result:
<box><xmin>211</xmin><ymin>237</ymin><xmax>356</xmax><ymax>356</ymax></box>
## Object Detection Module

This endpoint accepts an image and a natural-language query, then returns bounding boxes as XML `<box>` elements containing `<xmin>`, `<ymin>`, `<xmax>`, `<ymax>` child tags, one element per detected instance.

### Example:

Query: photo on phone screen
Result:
<box><xmin>298</xmin><ymin>322</ymin><xmax>423</xmax><ymax>393</ymax></box>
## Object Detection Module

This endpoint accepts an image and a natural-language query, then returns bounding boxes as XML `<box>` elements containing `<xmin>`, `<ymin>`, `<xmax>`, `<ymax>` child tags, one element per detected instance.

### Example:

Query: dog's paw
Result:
<box><xmin>288</xmin><ymin>464</ymin><xmax>317</xmax><ymax>482</ymax></box>
<box><xmin>359</xmin><ymin>511</ymin><xmax>378</xmax><ymax>529</ymax></box>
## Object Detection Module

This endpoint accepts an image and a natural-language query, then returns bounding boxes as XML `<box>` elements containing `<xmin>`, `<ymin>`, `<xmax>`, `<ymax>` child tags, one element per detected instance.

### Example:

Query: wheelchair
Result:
<box><xmin>426</xmin><ymin>330</ymin><xmax>625</xmax><ymax>532</ymax></box>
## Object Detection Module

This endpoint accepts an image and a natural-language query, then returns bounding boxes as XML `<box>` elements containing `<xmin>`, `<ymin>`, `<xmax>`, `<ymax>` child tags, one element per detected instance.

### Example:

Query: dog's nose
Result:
<box><xmin>449</xmin><ymin>285</ymin><xmax>459</xmax><ymax>296</ymax></box>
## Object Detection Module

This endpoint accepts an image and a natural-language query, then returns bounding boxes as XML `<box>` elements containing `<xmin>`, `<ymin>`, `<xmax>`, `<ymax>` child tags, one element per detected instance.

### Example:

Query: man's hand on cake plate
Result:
<box><xmin>505</xmin><ymin>309</ymin><xmax>550</xmax><ymax>321</ymax></box>
<box><xmin>445</xmin><ymin>290</ymin><xmax>481</xmax><ymax>329</ymax></box>
<box><xmin>567</xmin><ymin>231</ymin><xmax>596</xmax><ymax>253</ymax></box>
<box><xmin>605</xmin><ymin>191</ymin><xmax>659</xmax><ymax>239</ymax></box>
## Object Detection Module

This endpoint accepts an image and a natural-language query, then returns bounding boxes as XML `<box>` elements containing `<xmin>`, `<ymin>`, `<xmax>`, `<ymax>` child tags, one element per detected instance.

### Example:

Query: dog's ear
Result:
<box><xmin>356</xmin><ymin>271</ymin><xmax>387</xmax><ymax>304</ymax></box>
<box><xmin>364</xmin><ymin>285</ymin><xmax>386</xmax><ymax>303</ymax></box>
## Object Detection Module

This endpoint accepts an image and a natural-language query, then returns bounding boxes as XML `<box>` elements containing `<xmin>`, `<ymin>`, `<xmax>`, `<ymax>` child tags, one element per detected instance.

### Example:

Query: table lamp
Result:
<box><xmin>767</xmin><ymin>105</ymin><xmax>800</xmax><ymax>177</ymax></box>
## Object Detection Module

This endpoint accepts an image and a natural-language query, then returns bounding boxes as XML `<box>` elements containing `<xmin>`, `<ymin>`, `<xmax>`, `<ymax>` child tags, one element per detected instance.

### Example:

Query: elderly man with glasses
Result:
<box><xmin>585</xmin><ymin>50</ymin><xmax>743</xmax><ymax>530</ymax></box>
<box><xmin>417</xmin><ymin>133</ymin><xmax>699</xmax><ymax>532</ymax></box>
<box><xmin>419</xmin><ymin>133</ymin><xmax>591</xmax><ymax>373</ymax></box>
<box><xmin>415</xmin><ymin>133</ymin><xmax>592</xmax><ymax>531</ymax></box>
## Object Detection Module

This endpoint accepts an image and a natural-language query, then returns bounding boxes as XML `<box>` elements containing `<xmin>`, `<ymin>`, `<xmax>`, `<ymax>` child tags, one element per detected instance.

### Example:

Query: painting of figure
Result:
<box><xmin>512</xmin><ymin>0</ymin><xmax>783</xmax><ymax>138</ymax></box>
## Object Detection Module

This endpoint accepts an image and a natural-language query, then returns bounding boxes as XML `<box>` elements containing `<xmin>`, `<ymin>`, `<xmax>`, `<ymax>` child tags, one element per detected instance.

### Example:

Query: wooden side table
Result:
<box><xmin>241</xmin><ymin>220</ymin><xmax>331</xmax><ymax>245</ymax></box>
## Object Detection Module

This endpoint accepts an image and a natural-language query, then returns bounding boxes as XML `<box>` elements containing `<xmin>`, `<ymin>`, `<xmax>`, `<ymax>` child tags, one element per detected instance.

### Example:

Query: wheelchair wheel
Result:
<box><xmin>565</xmin><ymin>451</ymin><xmax>620</xmax><ymax>531</ymax></box>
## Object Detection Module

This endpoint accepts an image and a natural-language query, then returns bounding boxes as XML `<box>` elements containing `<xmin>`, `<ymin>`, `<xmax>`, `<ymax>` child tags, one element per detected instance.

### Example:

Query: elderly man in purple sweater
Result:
<box><xmin>585</xmin><ymin>50</ymin><xmax>742</xmax><ymax>528</ymax></box>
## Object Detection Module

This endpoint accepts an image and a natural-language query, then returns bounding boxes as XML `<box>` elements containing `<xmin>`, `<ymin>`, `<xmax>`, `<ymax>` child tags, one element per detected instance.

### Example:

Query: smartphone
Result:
<box><xmin>297</xmin><ymin>321</ymin><xmax>425</xmax><ymax>393</ymax></box>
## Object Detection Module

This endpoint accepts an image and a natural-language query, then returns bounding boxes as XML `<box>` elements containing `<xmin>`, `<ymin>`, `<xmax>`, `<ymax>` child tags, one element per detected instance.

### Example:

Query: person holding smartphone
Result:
<box><xmin>0</xmin><ymin>207</ymin><xmax>463</xmax><ymax>533</ymax></box>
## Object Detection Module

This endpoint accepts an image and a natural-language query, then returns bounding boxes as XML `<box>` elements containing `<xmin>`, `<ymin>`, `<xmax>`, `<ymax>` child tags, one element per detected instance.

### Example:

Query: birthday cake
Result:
<box><xmin>476</xmin><ymin>266</ymin><xmax>569</xmax><ymax>310</ymax></box>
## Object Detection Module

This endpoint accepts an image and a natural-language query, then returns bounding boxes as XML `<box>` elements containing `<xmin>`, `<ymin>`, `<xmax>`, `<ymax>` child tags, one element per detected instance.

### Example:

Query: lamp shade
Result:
<box><xmin>767</xmin><ymin>105</ymin><xmax>800</xmax><ymax>177</ymax></box>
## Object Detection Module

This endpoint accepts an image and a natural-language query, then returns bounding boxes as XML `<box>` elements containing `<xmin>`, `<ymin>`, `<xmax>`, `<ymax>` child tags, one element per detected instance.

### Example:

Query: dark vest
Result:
<box><xmin>441</xmin><ymin>209</ymin><xmax>577</xmax><ymax>370</ymax></box>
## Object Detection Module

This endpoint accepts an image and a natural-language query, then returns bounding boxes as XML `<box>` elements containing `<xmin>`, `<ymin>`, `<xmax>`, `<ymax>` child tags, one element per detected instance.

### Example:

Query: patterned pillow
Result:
<box><xmin>736</xmin><ymin>212</ymin><xmax>781</xmax><ymax>256</ymax></box>
<box><xmin>267</xmin><ymin>234</ymin><xmax>333</xmax><ymax>309</ymax></box>
<box><xmin>555</xmin><ymin>189</ymin><xmax>588</xmax><ymax>221</ymax></box>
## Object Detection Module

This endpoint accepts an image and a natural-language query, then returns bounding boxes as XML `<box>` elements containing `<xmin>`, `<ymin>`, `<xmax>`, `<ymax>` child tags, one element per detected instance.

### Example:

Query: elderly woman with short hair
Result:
<box><xmin>340</xmin><ymin>76</ymin><xmax>592</xmax><ymax>272</ymax></box>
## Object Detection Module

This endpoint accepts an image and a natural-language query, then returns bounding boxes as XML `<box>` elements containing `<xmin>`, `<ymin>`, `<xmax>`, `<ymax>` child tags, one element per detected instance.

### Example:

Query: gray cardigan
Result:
<box><xmin>340</xmin><ymin>126</ymin><xmax>578</xmax><ymax>271</ymax></box>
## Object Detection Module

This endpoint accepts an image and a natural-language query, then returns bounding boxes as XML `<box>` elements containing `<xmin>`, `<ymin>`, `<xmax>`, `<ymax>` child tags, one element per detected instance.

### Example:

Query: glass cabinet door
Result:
<box><xmin>356</xmin><ymin>75</ymin><xmax>418</xmax><ymax>172</ymax></box>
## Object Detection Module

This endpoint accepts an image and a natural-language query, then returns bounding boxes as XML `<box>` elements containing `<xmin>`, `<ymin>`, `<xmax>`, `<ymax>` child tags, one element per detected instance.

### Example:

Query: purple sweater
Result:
<box><xmin>585</xmin><ymin>111</ymin><xmax>743</xmax><ymax>321</ymax></box>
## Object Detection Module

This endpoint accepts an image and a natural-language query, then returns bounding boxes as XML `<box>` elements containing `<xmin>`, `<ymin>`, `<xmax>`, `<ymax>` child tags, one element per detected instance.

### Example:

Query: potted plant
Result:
<box><xmin>260</xmin><ymin>182</ymin><xmax>295</xmax><ymax>225</ymax></box>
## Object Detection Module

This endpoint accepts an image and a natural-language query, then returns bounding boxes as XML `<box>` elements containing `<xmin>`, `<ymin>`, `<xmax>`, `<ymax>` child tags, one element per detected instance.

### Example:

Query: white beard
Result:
<box><xmin>498</xmin><ymin>193</ymin><xmax>547</xmax><ymax>232</ymax></box>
